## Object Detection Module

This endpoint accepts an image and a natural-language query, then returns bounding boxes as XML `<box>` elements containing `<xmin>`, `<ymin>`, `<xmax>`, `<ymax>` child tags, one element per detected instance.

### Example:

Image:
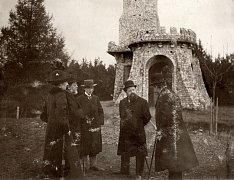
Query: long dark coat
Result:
<box><xmin>117</xmin><ymin>95</ymin><xmax>151</xmax><ymax>157</ymax></box>
<box><xmin>41</xmin><ymin>87</ymin><xmax>83</xmax><ymax>178</ymax></box>
<box><xmin>76</xmin><ymin>94</ymin><xmax>104</xmax><ymax>156</ymax></box>
<box><xmin>155</xmin><ymin>87</ymin><xmax>199</xmax><ymax>172</ymax></box>
<box><xmin>66</xmin><ymin>92</ymin><xmax>84</xmax><ymax>148</ymax></box>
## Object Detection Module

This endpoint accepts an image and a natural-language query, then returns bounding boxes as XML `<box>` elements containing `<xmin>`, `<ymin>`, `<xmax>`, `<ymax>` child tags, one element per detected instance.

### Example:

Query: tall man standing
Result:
<box><xmin>76</xmin><ymin>79</ymin><xmax>104</xmax><ymax>172</ymax></box>
<box><xmin>117</xmin><ymin>80</ymin><xmax>151</xmax><ymax>180</ymax></box>
<box><xmin>151</xmin><ymin>72</ymin><xmax>198</xmax><ymax>179</ymax></box>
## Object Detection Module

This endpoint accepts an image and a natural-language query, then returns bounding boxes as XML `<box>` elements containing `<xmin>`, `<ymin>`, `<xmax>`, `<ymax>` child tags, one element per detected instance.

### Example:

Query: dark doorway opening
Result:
<box><xmin>148</xmin><ymin>55</ymin><xmax>173</xmax><ymax>106</ymax></box>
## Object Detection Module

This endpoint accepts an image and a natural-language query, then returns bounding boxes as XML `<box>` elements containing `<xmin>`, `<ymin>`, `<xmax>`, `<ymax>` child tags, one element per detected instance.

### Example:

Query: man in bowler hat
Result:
<box><xmin>151</xmin><ymin>71</ymin><xmax>198</xmax><ymax>179</ymax></box>
<box><xmin>76</xmin><ymin>79</ymin><xmax>104</xmax><ymax>172</ymax></box>
<box><xmin>117</xmin><ymin>80</ymin><xmax>151</xmax><ymax>180</ymax></box>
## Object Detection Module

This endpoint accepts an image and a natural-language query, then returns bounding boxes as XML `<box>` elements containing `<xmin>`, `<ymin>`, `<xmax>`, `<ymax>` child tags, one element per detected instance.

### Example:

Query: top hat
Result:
<box><xmin>81</xmin><ymin>79</ymin><xmax>97</xmax><ymax>88</ymax></box>
<box><xmin>68</xmin><ymin>78</ymin><xmax>77</xmax><ymax>84</ymax></box>
<box><xmin>150</xmin><ymin>73</ymin><xmax>166</xmax><ymax>86</ymax></box>
<box><xmin>123</xmin><ymin>80</ymin><xmax>137</xmax><ymax>91</ymax></box>
<box><xmin>47</xmin><ymin>70</ymin><xmax>68</xmax><ymax>84</ymax></box>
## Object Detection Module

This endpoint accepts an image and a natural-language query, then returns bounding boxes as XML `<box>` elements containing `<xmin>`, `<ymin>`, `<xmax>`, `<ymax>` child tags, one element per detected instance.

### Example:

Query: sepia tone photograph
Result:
<box><xmin>0</xmin><ymin>0</ymin><xmax>234</xmax><ymax>179</ymax></box>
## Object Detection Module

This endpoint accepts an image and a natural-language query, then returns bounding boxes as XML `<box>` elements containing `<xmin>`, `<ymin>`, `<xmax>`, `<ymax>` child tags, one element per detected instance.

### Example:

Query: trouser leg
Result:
<box><xmin>136</xmin><ymin>154</ymin><xmax>145</xmax><ymax>176</ymax></box>
<box><xmin>81</xmin><ymin>155</ymin><xmax>88</xmax><ymax>169</ymax></box>
<box><xmin>64</xmin><ymin>150</ymin><xmax>70</xmax><ymax>176</ymax></box>
<box><xmin>89</xmin><ymin>154</ymin><xmax>97</xmax><ymax>167</ymax></box>
<box><xmin>168</xmin><ymin>171</ymin><xmax>183</xmax><ymax>180</ymax></box>
<box><xmin>121</xmin><ymin>154</ymin><xmax>130</xmax><ymax>175</ymax></box>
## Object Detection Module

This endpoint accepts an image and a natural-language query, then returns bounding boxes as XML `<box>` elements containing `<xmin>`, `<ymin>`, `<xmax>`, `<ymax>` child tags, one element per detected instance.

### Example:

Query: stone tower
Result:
<box><xmin>108</xmin><ymin>0</ymin><xmax>210</xmax><ymax>109</ymax></box>
<box><xmin>119</xmin><ymin>0</ymin><xmax>160</xmax><ymax>46</ymax></box>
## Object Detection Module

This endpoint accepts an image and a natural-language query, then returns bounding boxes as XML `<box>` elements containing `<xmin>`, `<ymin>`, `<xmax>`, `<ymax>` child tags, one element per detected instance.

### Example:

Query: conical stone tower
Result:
<box><xmin>108</xmin><ymin>0</ymin><xmax>210</xmax><ymax>109</ymax></box>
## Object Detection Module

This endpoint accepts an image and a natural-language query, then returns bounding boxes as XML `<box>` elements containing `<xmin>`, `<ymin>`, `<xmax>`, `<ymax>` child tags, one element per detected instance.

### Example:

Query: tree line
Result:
<box><xmin>0</xmin><ymin>0</ymin><xmax>115</xmax><ymax>117</ymax></box>
<box><xmin>66</xmin><ymin>58</ymin><xmax>115</xmax><ymax>100</ymax></box>
<box><xmin>0</xmin><ymin>0</ymin><xmax>234</xmax><ymax>118</ymax></box>
<box><xmin>194</xmin><ymin>40</ymin><xmax>234</xmax><ymax>105</ymax></box>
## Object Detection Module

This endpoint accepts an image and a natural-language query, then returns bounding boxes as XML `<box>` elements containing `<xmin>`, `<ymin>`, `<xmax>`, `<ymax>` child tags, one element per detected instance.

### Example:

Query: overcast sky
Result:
<box><xmin>0</xmin><ymin>0</ymin><xmax>234</xmax><ymax>65</ymax></box>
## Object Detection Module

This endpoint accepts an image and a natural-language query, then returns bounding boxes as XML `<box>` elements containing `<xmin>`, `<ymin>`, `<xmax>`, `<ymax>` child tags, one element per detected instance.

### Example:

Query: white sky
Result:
<box><xmin>0</xmin><ymin>0</ymin><xmax>234</xmax><ymax>65</ymax></box>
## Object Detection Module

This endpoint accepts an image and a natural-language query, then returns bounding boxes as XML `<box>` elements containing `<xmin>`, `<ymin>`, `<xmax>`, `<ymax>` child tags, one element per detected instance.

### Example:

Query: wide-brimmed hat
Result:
<box><xmin>81</xmin><ymin>79</ymin><xmax>97</xmax><ymax>88</ymax></box>
<box><xmin>47</xmin><ymin>70</ymin><xmax>68</xmax><ymax>84</ymax></box>
<box><xmin>150</xmin><ymin>73</ymin><xmax>166</xmax><ymax>86</ymax></box>
<box><xmin>123</xmin><ymin>80</ymin><xmax>137</xmax><ymax>91</ymax></box>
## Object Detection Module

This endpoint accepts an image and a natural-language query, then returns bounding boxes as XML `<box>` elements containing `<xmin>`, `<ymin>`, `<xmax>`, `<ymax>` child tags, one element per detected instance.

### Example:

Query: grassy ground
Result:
<box><xmin>0</xmin><ymin>101</ymin><xmax>233</xmax><ymax>179</ymax></box>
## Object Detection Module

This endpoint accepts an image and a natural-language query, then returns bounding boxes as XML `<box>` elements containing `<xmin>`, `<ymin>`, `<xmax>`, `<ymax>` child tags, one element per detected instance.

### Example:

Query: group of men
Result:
<box><xmin>41</xmin><ymin>67</ymin><xmax>198</xmax><ymax>180</ymax></box>
<box><xmin>40</xmin><ymin>70</ymin><xmax>104</xmax><ymax>179</ymax></box>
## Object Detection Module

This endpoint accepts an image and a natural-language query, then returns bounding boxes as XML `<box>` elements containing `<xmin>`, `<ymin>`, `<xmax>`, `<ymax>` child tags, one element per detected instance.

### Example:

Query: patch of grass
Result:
<box><xmin>0</xmin><ymin>118</ymin><xmax>45</xmax><ymax>178</ymax></box>
<box><xmin>0</xmin><ymin>101</ymin><xmax>233</xmax><ymax>179</ymax></box>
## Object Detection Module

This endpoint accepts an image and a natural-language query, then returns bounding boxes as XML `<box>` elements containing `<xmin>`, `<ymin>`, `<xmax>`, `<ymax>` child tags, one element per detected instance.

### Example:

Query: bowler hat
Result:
<box><xmin>123</xmin><ymin>80</ymin><xmax>137</xmax><ymax>91</ymax></box>
<box><xmin>81</xmin><ymin>79</ymin><xmax>97</xmax><ymax>88</ymax></box>
<box><xmin>67</xmin><ymin>74</ymin><xmax>80</xmax><ymax>85</ymax></box>
<box><xmin>47</xmin><ymin>70</ymin><xmax>68</xmax><ymax>84</ymax></box>
<box><xmin>150</xmin><ymin>73</ymin><xmax>165</xmax><ymax>86</ymax></box>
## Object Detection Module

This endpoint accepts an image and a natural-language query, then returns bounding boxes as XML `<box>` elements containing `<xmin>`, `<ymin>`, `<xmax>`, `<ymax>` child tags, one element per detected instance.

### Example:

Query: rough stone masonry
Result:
<box><xmin>107</xmin><ymin>0</ymin><xmax>210</xmax><ymax>109</ymax></box>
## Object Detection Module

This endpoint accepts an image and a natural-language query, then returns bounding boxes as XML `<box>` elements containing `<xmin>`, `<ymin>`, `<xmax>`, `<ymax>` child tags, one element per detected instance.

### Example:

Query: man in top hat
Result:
<box><xmin>76</xmin><ymin>79</ymin><xmax>104</xmax><ymax>172</ymax></box>
<box><xmin>117</xmin><ymin>80</ymin><xmax>151</xmax><ymax>180</ymax></box>
<box><xmin>151</xmin><ymin>70</ymin><xmax>198</xmax><ymax>179</ymax></box>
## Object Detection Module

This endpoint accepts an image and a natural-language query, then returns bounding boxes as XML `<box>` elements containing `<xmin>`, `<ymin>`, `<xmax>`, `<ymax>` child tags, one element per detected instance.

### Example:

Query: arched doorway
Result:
<box><xmin>147</xmin><ymin>55</ymin><xmax>174</xmax><ymax>106</ymax></box>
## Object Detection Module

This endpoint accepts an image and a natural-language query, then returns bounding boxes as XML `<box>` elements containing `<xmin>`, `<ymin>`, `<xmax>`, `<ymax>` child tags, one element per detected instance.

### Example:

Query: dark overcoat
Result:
<box><xmin>41</xmin><ymin>87</ymin><xmax>83</xmax><ymax>177</ymax></box>
<box><xmin>76</xmin><ymin>94</ymin><xmax>104</xmax><ymax>156</ymax></box>
<box><xmin>117</xmin><ymin>95</ymin><xmax>151</xmax><ymax>157</ymax></box>
<box><xmin>66</xmin><ymin>92</ymin><xmax>84</xmax><ymax>148</ymax></box>
<box><xmin>65</xmin><ymin>92</ymin><xmax>84</xmax><ymax>177</ymax></box>
<box><xmin>155</xmin><ymin>87</ymin><xmax>199</xmax><ymax>172</ymax></box>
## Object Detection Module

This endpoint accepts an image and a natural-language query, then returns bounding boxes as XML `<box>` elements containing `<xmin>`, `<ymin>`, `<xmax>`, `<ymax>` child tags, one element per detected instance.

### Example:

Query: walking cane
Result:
<box><xmin>145</xmin><ymin>157</ymin><xmax>150</xmax><ymax>171</ymax></box>
<box><xmin>62</xmin><ymin>135</ymin><xmax>66</xmax><ymax>180</ymax></box>
<box><xmin>146</xmin><ymin>87</ymin><xmax>164</xmax><ymax>180</ymax></box>
<box><xmin>147</xmin><ymin>136</ymin><xmax>157</xmax><ymax>180</ymax></box>
<box><xmin>145</xmin><ymin>122</ymin><xmax>155</xmax><ymax>172</ymax></box>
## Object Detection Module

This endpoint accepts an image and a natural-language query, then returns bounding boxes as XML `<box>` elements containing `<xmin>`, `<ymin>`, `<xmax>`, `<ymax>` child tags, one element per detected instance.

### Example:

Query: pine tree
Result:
<box><xmin>66</xmin><ymin>58</ymin><xmax>116</xmax><ymax>100</ymax></box>
<box><xmin>0</xmin><ymin>0</ymin><xmax>69</xmax><ymax>84</ymax></box>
